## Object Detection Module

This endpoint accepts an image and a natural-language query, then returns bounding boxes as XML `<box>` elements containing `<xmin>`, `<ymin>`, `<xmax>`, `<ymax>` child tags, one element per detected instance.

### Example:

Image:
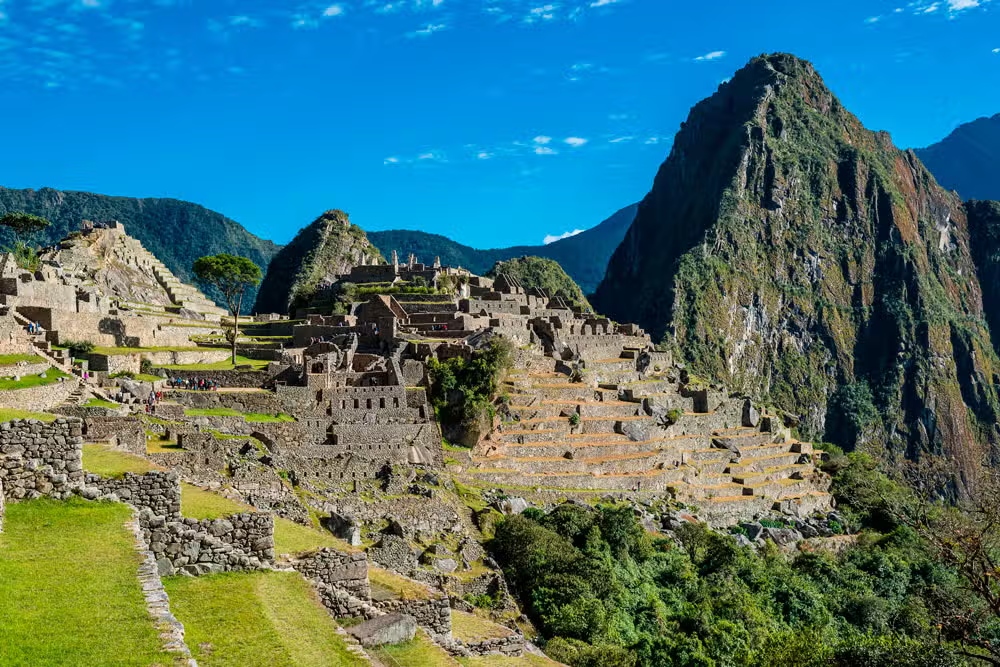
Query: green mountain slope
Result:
<box><xmin>916</xmin><ymin>113</ymin><xmax>1000</xmax><ymax>201</ymax></box>
<box><xmin>368</xmin><ymin>204</ymin><xmax>637</xmax><ymax>294</ymax></box>
<box><xmin>487</xmin><ymin>256</ymin><xmax>592</xmax><ymax>310</ymax></box>
<box><xmin>593</xmin><ymin>53</ymin><xmax>1000</xmax><ymax>483</ymax></box>
<box><xmin>254</xmin><ymin>210</ymin><xmax>383</xmax><ymax>315</ymax></box>
<box><xmin>0</xmin><ymin>187</ymin><xmax>280</xmax><ymax>307</ymax></box>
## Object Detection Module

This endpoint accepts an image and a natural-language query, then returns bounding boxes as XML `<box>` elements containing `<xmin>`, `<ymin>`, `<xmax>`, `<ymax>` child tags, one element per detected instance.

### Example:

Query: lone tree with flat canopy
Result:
<box><xmin>192</xmin><ymin>254</ymin><xmax>262</xmax><ymax>365</ymax></box>
<box><xmin>0</xmin><ymin>212</ymin><xmax>51</xmax><ymax>271</ymax></box>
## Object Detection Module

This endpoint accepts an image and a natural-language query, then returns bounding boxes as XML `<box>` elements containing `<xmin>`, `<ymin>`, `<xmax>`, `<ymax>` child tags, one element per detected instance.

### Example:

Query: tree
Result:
<box><xmin>192</xmin><ymin>254</ymin><xmax>262</xmax><ymax>365</ymax></box>
<box><xmin>1</xmin><ymin>212</ymin><xmax>51</xmax><ymax>271</ymax></box>
<box><xmin>0</xmin><ymin>211</ymin><xmax>50</xmax><ymax>239</ymax></box>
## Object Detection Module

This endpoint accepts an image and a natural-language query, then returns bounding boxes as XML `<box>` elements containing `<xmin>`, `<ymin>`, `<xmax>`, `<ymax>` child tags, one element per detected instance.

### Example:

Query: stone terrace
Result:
<box><xmin>462</xmin><ymin>349</ymin><xmax>833</xmax><ymax>525</ymax></box>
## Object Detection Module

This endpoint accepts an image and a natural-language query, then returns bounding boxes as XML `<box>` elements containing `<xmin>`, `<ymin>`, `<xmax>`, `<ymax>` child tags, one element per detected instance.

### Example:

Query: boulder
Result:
<box><xmin>494</xmin><ymin>497</ymin><xmax>529</xmax><ymax>516</ymax></box>
<box><xmin>742</xmin><ymin>399</ymin><xmax>761</xmax><ymax>428</ymax></box>
<box><xmin>348</xmin><ymin>613</ymin><xmax>417</xmax><ymax>647</ymax></box>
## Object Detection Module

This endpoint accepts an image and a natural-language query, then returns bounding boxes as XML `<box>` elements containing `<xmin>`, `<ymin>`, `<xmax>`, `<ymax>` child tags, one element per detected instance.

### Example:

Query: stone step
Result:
<box><xmin>464</xmin><ymin>467</ymin><xmax>685</xmax><ymax>492</ymax></box>
<box><xmin>727</xmin><ymin>451</ymin><xmax>803</xmax><ymax>474</ymax></box>
<box><xmin>674</xmin><ymin>482</ymin><xmax>751</xmax><ymax>501</ymax></box>
<box><xmin>473</xmin><ymin>450</ymin><xmax>679</xmax><ymax>476</ymax></box>
<box><xmin>730</xmin><ymin>463</ymin><xmax>812</xmax><ymax>486</ymax></box>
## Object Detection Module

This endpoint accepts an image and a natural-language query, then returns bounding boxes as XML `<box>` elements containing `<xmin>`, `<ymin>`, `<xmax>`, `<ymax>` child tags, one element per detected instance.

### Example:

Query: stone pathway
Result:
<box><xmin>125</xmin><ymin>513</ymin><xmax>198</xmax><ymax>666</ymax></box>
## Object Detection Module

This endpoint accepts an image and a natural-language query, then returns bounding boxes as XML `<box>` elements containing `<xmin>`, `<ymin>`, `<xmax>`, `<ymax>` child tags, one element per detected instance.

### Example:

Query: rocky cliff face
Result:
<box><xmin>593</xmin><ymin>54</ymin><xmax>1000</xmax><ymax>484</ymax></box>
<box><xmin>254</xmin><ymin>210</ymin><xmax>383</xmax><ymax>315</ymax></box>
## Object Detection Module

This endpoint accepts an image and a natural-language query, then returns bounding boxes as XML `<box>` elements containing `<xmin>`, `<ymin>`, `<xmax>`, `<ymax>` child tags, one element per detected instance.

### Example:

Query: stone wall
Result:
<box><xmin>0</xmin><ymin>379</ymin><xmax>76</xmax><ymax>412</ymax></box>
<box><xmin>293</xmin><ymin>548</ymin><xmax>371</xmax><ymax>600</ymax></box>
<box><xmin>166</xmin><ymin>369</ymin><xmax>272</xmax><ymax>388</ymax></box>
<box><xmin>83</xmin><ymin>416</ymin><xmax>146</xmax><ymax>455</ymax></box>
<box><xmin>171</xmin><ymin>389</ymin><xmax>283</xmax><ymax>415</ymax></box>
<box><xmin>138</xmin><ymin>508</ymin><xmax>274</xmax><ymax>576</ymax></box>
<box><xmin>0</xmin><ymin>418</ymin><xmax>84</xmax><ymax>500</ymax></box>
<box><xmin>85</xmin><ymin>470</ymin><xmax>181</xmax><ymax>519</ymax></box>
<box><xmin>374</xmin><ymin>597</ymin><xmax>452</xmax><ymax>636</ymax></box>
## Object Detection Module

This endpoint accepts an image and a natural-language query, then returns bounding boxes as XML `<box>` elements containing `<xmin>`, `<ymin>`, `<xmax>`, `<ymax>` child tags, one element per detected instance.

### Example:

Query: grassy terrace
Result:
<box><xmin>373</xmin><ymin>630</ymin><xmax>461</xmax><ymax>667</ymax></box>
<box><xmin>0</xmin><ymin>353</ymin><xmax>42</xmax><ymax>365</ymax></box>
<box><xmin>184</xmin><ymin>407</ymin><xmax>296</xmax><ymax>422</ymax></box>
<box><xmin>83</xmin><ymin>398</ymin><xmax>120</xmax><ymax>409</ymax></box>
<box><xmin>165</xmin><ymin>570</ymin><xmax>367</xmax><ymax>667</ymax></box>
<box><xmin>156</xmin><ymin>355</ymin><xmax>270</xmax><ymax>371</ymax></box>
<box><xmin>0</xmin><ymin>498</ymin><xmax>175</xmax><ymax>666</ymax></box>
<box><xmin>0</xmin><ymin>408</ymin><xmax>56</xmax><ymax>422</ymax></box>
<box><xmin>83</xmin><ymin>443</ymin><xmax>160</xmax><ymax>477</ymax></box>
<box><xmin>0</xmin><ymin>366</ymin><xmax>70</xmax><ymax>390</ymax></box>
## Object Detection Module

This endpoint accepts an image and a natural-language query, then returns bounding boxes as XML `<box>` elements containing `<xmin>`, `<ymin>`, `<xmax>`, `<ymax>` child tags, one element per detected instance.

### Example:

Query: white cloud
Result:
<box><xmin>476</xmin><ymin>151</ymin><xmax>492</xmax><ymax>160</ymax></box>
<box><xmin>564</xmin><ymin>136</ymin><xmax>588</xmax><ymax>147</ymax></box>
<box><xmin>994</xmin><ymin>47</ymin><xmax>1000</xmax><ymax>53</ymax></box>
<box><xmin>589</xmin><ymin>0</ymin><xmax>620</xmax><ymax>6</ymax></box>
<box><xmin>534</xmin><ymin>146</ymin><xmax>557</xmax><ymax>155</ymax></box>
<box><xmin>608</xmin><ymin>136</ymin><xmax>633</xmax><ymax>143</ymax></box>
<box><xmin>384</xmin><ymin>156</ymin><xmax>401</xmax><ymax>165</ymax></box>
<box><xmin>694</xmin><ymin>50</ymin><xmax>726</xmax><ymax>62</ymax></box>
<box><xmin>533</xmin><ymin>135</ymin><xmax>552</xmax><ymax>145</ymax></box>
<box><xmin>407</xmin><ymin>22</ymin><xmax>448</xmax><ymax>37</ymax></box>
<box><xmin>948</xmin><ymin>0</ymin><xmax>979</xmax><ymax>9</ymax></box>
<box><xmin>544</xmin><ymin>229</ymin><xmax>585</xmax><ymax>244</ymax></box>
<box><xmin>865</xmin><ymin>15</ymin><xmax>881</xmax><ymax>23</ymax></box>
<box><xmin>322</xmin><ymin>4</ymin><xmax>346</xmax><ymax>17</ymax></box>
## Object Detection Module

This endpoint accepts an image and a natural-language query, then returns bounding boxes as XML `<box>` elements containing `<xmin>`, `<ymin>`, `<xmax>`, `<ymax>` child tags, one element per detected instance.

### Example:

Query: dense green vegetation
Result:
<box><xmin>369</xmin><ymin>204</ymin><xmax>637</xmax><ymax>295</ymax></box>
<box><xmin>0</xmin><ymin>186</ymin><xmax>279</xmax><ymax>307</ymax></box>
<box><xmin>193</xmin><ymin>253</ymin><xmax>263</xmax><ymax>364</ymax></box>
<box><xmin>0</xmin><ymin>498</ymin><xmax>175</xmax><ymax>666</ymax></box>
<box><xmin>427</xmin><ymin>337</ymin><xmax>514</xmax><ymax>441</ymax></box>
<box><xmin>489</xmin><ymin>454</ymin><xmax>1000</xmax><ymax>666</ymax></box>
<box><xmin>487</xmin><ymin>256</ymin><xmax>592</xmax><ymax>311</ymax></box>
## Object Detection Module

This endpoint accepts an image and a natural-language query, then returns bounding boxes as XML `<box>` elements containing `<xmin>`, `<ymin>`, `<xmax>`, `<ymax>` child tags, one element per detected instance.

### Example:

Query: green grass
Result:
<box><xmin>0</xmin><ymin>353</ymin><xmax>42</xmax><ymax>365</ymax></box>
<box><xmin>83</xmin><ymin>444</ymin><xmax>159</xmax><ymax>477</ymax></box>
<box><xmin>155</xmin><ymin>355</ymin><xmax>270</xmax><ymax>371</ymax></box>
<box><xmin>451</xmin><ymin>610</ymin><xmax>513</xmax><ymax>643</ymax></box>
<box><xmin>111</xmin><ymin>372</ymin><xmax>164</xmax><ymax>383</ymax></box>
<box><xmin>183</xmin><ymin>407</ymin><xmax>295</xmax><ymax>422</ymax></box>
<box><xmin>164</xmin><ymin>570</ymin><xmax>368</xmax><ymax>667</ymax></box>
<box><xmin>368</xmin><ymin>567</ymin><xmax>435</xmax><ymax>601</ymax></box>
<box><xmin>373</xmin><ymin>630</ymin><xmax>461</xmax><ymax>666</ymax></box>
<box><xmin>0</xmin><ymin>408</ymin><xmax>56</xmax><ymax>422</ymax></box>
<box><xmin>181</xmin><ymin>482</ymin><xmax>251</xmax><ymax>519</ymax></box>
<box><xmin>91</xmin><ymin>345</ymin><xmax>207</xmax><ymax>355</ymax></box>
<box><xmin>0</xmin><ymin>366</ymin><xmax>70</xmax><ymax>390</ymax></box>
<box><xmin>0</xmin><ymin>498</ymin><xmax>176</xmax><ymax>666</ymax></box>
<box><xmin>83</xmin><ymin>398</ymin><xmax>120</xmax><ymax>409</ymax></box>
<box><xmin>273</xmin><ymin>516</ymin><xmax>358</xmax><ymax>556</ymax></box>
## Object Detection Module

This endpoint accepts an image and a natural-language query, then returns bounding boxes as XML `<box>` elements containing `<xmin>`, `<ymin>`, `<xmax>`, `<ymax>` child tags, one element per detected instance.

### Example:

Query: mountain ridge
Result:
<box><xmin>0</xmin><ymin>186</ymin><xmax>280</xmax><ymax>307</ymax></box>
<box><xmin>916</xmin><ymin>113</ymin><xmax>1000</xmax><ymax>201</ymax></box>
<box><xmin>368</xmin><ymin>203</ymin><xmax>637</xmax><ymax>294</ymax></box>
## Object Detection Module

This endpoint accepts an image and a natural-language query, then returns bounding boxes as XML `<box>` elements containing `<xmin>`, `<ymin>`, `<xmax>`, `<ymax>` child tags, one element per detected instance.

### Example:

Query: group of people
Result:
<box><xmin>25</xmin><ymin>321</ymin><xmax>43</xmax><ymax>335</ymax></box>
<box><xmin>168</xmin><ymin>377</ymin><xmax>220</xmax><ymax>391</ymax></box>
<box><xmin>143</xmin><ymin>391</ymin><xmax>164</xmax><ymax>414</ymax></box>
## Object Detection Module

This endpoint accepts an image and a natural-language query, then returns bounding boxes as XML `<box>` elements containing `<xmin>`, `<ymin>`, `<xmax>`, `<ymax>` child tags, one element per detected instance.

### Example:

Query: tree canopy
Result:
<box><xmin>0</xmin><ymin>211</ymin><xmax>51</xmax><ymax>238</ymax></box>
<box><xmin>193</xmin><ymin>254</ymin><xmax>262</xmax><ymax>312</ymax></box>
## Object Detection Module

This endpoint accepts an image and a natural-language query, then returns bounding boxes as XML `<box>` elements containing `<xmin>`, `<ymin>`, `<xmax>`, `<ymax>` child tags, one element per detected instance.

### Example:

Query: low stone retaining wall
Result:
<box><xmin>293</xmin><ymin>548</ymin><xmax>371</xmax><ymax>600</ymax></box>
<box><xmin>165</xmin><ymin>370</ymin><xmax>271</xmax><ymax>388</ymax></box>
<box><xmin>375</xmin><ymin>597</ymin><xmax>452</xmax><ymax>636</ymax></box>
<box><xmin>139</xmin><ymin>509</ymin><xmax>275</xmax><ymax>576</ymax></box>
<box><xmin>171</xmin><ymin>389</ymin><xmax>282</xmax><ymax>414</ymax></box>
<box><xmin>0</xmin><ymin>379</ymin><xmax>76</xmax><ymax>412</ymax></box>
<box><xmin>83</xmin><ymin>416</ymin><xmax>146</xmax><ymax>455</ymax></box>
<box><xmin>0</xmin><ymin>418</ymin><xmax>84</xmax><ymax>500</ymax></box>
<box><xmin>85</xmin><ymin>470</ymin><xmax>181</xmax><ymax>519</ymax></box>
<box><xmin>456</xmin><ymin>635</ymin><xmax>524</xmax><ymax>658</ymax></box>
<box><xmin>0</xmin><ymin>361</ymin><xmax>51</xmax><ymax>377</ymax></box>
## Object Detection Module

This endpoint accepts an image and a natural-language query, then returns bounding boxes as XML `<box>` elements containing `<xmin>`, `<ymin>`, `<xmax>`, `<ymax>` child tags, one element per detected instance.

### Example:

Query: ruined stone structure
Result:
<box><xmin>0</xmin><ymin>418</ymin><xmax>84</xmax><ymax>500</ymax></box>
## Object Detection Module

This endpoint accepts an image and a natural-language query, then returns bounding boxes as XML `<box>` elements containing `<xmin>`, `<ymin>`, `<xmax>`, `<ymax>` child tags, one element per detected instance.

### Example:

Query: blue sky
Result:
<box><xmin>0</xmin><ymin>0</ymin><xmax>997</xmax><ymax>248</ymax></box>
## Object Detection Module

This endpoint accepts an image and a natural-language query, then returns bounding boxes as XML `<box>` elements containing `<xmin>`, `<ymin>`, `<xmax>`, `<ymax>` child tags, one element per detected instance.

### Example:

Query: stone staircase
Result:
<box><xmin>464</xmin><ymin>351</ymin><xmax>833</xmax><ymax>525</ymax></box>
<box><xmin>110</xmin><ymin>232</ymin><xmax>227</xmax><ymax>321</ymax></box>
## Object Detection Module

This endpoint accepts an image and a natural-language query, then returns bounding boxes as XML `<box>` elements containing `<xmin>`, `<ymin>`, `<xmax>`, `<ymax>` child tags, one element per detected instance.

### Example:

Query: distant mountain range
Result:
<box><xmin>368</xmin><ymin>204</ymin><xmax>637</xmax><ymax>295</ymax></box>
<box><xmin>0</xmin><ymin>187</ymin><xmax>280</xmax><ymax>307</ymax></box>
<box><xmin>916</xmin><ymin>113</ymin><xmax>1000</xmax><ymax>201</ymax></box>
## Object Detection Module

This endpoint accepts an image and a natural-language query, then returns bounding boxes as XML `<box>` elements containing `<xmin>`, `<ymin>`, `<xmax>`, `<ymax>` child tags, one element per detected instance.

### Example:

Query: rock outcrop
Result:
<box><xmin>254</xmin><ymin>210</ymin><xmax>383</xmax><ymax>315</ymax></box>
<box><xmin>592</xmin><ymin>53</ymin><xmax>1000</xmax><ymax>487</ymax></box>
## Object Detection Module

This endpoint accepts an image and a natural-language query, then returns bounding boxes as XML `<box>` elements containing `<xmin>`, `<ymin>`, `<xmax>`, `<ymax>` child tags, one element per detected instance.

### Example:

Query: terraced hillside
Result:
<box><xmin>464</xmin><ymin>348</ymin><xmax>831</xmax><ymax>525</ymax></box>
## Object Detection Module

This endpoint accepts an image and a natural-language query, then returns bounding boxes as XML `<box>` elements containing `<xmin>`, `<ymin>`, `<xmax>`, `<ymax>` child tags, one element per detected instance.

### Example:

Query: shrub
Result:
<box><xmin>568</xmin><ymin>413</ymin><xmax>581</xmax><ymax>427</ymax></box>
<box><xmin>63</xmin><ymin>340</ymin><xmax>95</xmax><ymax>358</ymax></box>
